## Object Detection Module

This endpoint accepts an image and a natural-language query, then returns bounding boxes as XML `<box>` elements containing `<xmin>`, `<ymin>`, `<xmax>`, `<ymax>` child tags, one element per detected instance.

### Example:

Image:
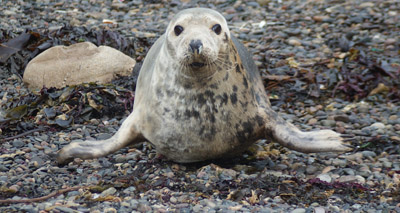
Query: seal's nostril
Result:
<box><xmin>189</xmin><ymin>40</ymin><xmax>203</xmax><ymax>54</ymax></box>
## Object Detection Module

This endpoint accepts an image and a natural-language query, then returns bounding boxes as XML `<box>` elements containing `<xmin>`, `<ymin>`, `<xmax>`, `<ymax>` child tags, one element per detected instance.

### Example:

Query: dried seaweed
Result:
<box><xmin>333</xmin><ymin>48</ymin><xmax>400</xmax><ymax>101</ymax></box>
<box><xmin>0</xmin><ymin>83</ymin><xmax>134</xmax><ymax>138</ymax></box>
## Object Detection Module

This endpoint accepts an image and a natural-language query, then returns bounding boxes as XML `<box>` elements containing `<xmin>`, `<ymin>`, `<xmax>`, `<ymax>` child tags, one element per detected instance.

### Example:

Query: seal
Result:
<box><xmin>57</xmin><ymin>8</ymin><xmax>351</xmax><ymax>164</ymax></box>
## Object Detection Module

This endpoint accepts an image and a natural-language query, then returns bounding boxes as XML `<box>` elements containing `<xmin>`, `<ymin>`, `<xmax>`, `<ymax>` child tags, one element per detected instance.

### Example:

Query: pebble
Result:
<box><xmin>100</xmin><ymin>187</ymin><xmax>117</xmax><ymax>197</ymax></box>
<box><xmin>307</xmin><ymin>118</ymin><xmax>318</xmax><ymax>125</ymax></box>
<box><xmin>334</xmin><ymin>115</ymin><xmax>350</xmax><ymax>123</ymax></box>
<box><xmin>291</xmin><ymin>208</ymin><xmax>306</xmax><ymax>213</ymax></box>
<box><xmin>321</xmin><ymin>120</ymin><xmax>336</xmax><ymax>127</ymax></box>
<box><xmin>306</xmin><ymin>165</ymin><xmax>318</xmax><ymax>175</ymax></box>
<box><xmin>317</xmin><ymin>174</ymin><xmax>332</xmax><ymax>183</ymax></box>
<box><xmin>370</xmin><ymin>122</ymin><xmax>385</xmax><ymax>130</ymax></box>
<box><xmin>12</xmin><ymin>140</ymin><xmax>25</xmax><ymax>148</ymax></box>
<box><xmin>314</xmin><ymin>207</ymin><xmax>325</xmax><ymax>213</ymax></box>
<box><xmin>55</xmin><ymin>206</ymin><xmax>75</xmax><ymax>213</ymax></box>
<box><xmin>359</xmin><ymin>2</ymin><xmax>374</xmax><ymax>8</ymax></box>
<box><xmin>338</xmin><ymin>175</ymin><xmax>358</xmax><ymax>183</ymax></box>
<box><xmin>287</xmin><ymin>37</ymin><xmax>302</xmax><ymax>46</ymax></box>
<box><xmin>330</xmin><ymin>159</ymin><xmax>347</xmax><ymax>167</ymax></box>
<box><xmin>361</xmin><ymin>151</ymin><xmax>377</xmax><ymax>158</ymax></box>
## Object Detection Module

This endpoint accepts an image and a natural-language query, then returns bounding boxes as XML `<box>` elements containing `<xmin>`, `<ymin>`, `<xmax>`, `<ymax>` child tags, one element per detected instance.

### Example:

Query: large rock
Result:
<box><xmin>23</xmin><ymin>42</ymin><xmax>135</xmax><ymax>90</ymax></box>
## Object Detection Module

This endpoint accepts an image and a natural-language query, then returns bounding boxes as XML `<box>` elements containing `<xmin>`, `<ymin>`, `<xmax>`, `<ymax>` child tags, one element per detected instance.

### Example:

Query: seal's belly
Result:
<box><xmin>141</xmin><ymin>101</ymin><xmax>264</xmax><ymax>163</ymax></box>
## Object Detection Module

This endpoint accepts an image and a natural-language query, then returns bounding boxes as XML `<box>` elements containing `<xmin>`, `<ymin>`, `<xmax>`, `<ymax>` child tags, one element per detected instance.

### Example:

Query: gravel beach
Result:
<box><xmin>1</xmin><ymin>0</ymin><xmax>399</xmax><ymax>212</ymax></box>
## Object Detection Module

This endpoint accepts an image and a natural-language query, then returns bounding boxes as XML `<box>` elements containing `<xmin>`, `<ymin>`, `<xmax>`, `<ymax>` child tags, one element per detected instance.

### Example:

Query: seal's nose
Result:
<box><xmin>189</xmin><ymin>39</ymin><xmax>203</xmax><ymax>54</ymax></box>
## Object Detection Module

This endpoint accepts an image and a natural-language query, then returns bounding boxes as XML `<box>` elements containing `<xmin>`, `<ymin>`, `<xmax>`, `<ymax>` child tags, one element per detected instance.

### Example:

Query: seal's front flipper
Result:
<box><xmin>265</xmin><ymin>111</ymin><xmax>352</xmax><ymax>153</ymax></box>
<box><xmin>57</xmin><ymin>113</ymin><xmax>144</xmax><ymax>165</ymax></box>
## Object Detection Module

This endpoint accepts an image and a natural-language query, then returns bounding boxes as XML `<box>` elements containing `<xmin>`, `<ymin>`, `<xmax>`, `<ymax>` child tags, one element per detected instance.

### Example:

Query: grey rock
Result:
<box><xmin>338</xmin><ymin>175</ymin><xmax>357</xmax><ymax>183</ymax></box>
<box><xmin>361</xmin><ymin>151</ymin><xmax>377</xmax><ymax>158</ymax></box>
<box><xmin>331</xmin><ymin>159</ymin><xmax>347</xmax><ymax>167</ymax></box>
<box><xmin>291</xmin><ymin>208</ymin><xmax>306</xmax><ymax>213</ymax></box>
<box><xmin>317</xmin><ymin>174</ymin><xmax>332</xmax><ymax>183</ymax></box>
<box><xmin>193</xmin><ymin>204</ymin><xmax>203</xmax><ymax>212</ymax></box>
<box><xmin>23</xmin><ymin>42</ymin><xmax>136</xmax><ymax>90</ymax></box>
<box><xmin>343</xmin><ymin>168</ymin><xmax>355</xmax><ymax>176</ymax></box>
<box><xmin>306</xmin><ymin>165</ymin><xmax>318</xmax><ymax>175</ymax></box>
<box><xmin>370</xmin><ymin>122</ymin><xmax>385</xmax><ymax>130</ymax></box>
<box><xmin>334</xmin><ymin>115</ymin><xmax>350</xmax><ymax>123</ymax></box>
<box><xmin>12</xmin><ymin>140</ymin><xmax>25</xmax><ymax>148</ymax></box>
<box><xmin>100</xmin><ymin>187</ymin><xmax>117</xmax><ymax>197</ymax></box>
<box><xmin>314</xmin><ymin>207</ymin><xmax>326</xmax><ymax>213</ymax></box>
<box><xmin>382</xmin><ymin>161</ymin><xmax>392</xmax><ymax>168</ymax></box>
<box><xmin>55</xmin><ymin>206</ymin><xmax>76</xmax><ymax>213</ymax></box>
<box><xmin>358</xmin><ymin>166</ymin><xmax>372</xmax><ymax>177</ymax></box>
<box><xmin>321</xmin><ymin>119</ymin><xmax>336</xmax><ymax>127</ymax></box>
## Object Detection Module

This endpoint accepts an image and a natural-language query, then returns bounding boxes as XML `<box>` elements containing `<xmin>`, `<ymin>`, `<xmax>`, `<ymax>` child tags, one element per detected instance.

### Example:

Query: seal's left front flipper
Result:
<box><xmin>56</xmin><ymin>113</ymin><xmax>144</xmax><ymax>165</ymax></box>
<box><xmin>263</xmin><ymin>110</ymin><xmax>353</xmax><ymax>153</ymax></box>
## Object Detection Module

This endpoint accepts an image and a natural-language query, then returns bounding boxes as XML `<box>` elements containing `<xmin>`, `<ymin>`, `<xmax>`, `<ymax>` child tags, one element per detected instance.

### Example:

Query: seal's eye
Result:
<box><xmin>211</xmin><ymin>24</ymin><xmax>221</xmax><ymax>35</ymax></box>
<box><xmin>174</xmin><ymin>25</ymin><xmax>184</xmax><ymax>36</ymax></box>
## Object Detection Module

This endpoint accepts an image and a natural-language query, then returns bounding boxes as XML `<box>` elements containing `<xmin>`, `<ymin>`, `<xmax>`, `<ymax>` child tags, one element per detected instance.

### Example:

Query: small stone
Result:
<box><xmin>383</xmin><ymin>161</ymin><xmax>392</xmax><ymax>168</ymax></box>
<box><xmin>291</xmin><ymin>208</ymin><xmax>306</xmax><ymax>213</ymax></box>
<box><xmin>314</xmin><ymin>207</ymin><xmax>326</xmax><ymax>213</ymax></box>
<box><xmin>343</xmin><ymin>168</ymin><xmax>355</xmax><ymax>176</ymax></box>
<box><xmin>170</xmin><ymin>197</ymin><xmax>177</xmax><ymax>203</ymax></box>
<box><xmin>317</xmin><ymin>174</ymin><xmax>332</xmax><ymax>183</ymax></box>
<box><xmin>287</xmin><ymin>37</ymin><xmax>302</xmax><ymax>46</ymax></box>
<box><xmin>370</xmin><ymin>122</ymin><xmax>385</xmax><ymax>130</ymax></box>
<box><xmin>121</xmin><ymin>201</ymin><xmax>130</xmax><ymax>207</ymax></box>
<box><xmin>330</xmin><ymin>205</ymin><xmax>341</xmax><ymax>212</ymax></box>
<box><xmin>284</xmin><ymin>28</ymin><xmax>301</xmax><ymax>36</ymax></box>
<box><xmin>358</xmin><ymin>166</ymin><xmax>371</xmax><ymax>177</ymax></box>
<box><xmin>9</xmin><ymin>185</ymin><xmax>20</xmax><ymax>193</ymax></box>
<box><xmin>321</xmin><ymin>120</ymin><xmax>336</xmax><ymax>127</ymax></box>
<box><xmin>354</xmin><ymin>175</ymin><xmax>366</xmax><ymax>184</ymax></box>
<box><xmin>138</xmin><ymin>204</ymin><xmax>152</xmax><ymax>212</ymax></box>
<box><xmin>385</xmin><ymin>38</ymin><xmax>397</xmax><ymax>45</ymax></box>
<box><xmin>361</xmin><ymin>151</ymin><xmax>377</xmax><ymax>158</ymax></box>
<box><xmin>111</xmin><ymin>2</ymin><xmax>128</xmax><ymax>10</ymax></box>
<box><xmin>308</xmin><ymin>118</ymin><xmax>318</xmax><ymax>125</ymax></box>
<box><xmin>338</xmin><ymin>175</ymin><xmax>357</xmax><ymax>183</ymax></box>
<box><xmin>205</xmin><ymin>200</ymin><xmax>216</xmax><ymax>208</ymax></box>
<box><xmin>391</xmin><ymin>136</ymin><xmax>400</xmax><ymax>142</ymax></box>
<box><xmin>352</xmin><ymin>203</ymin><xmax>362</xmax><ymax>209</ymax></box>
<box><xmin>100</xmin><ymin>187</ymin><xmax>117</xmax><ymax>197</ymax></box>
<box><xmin>331</xmin><ymin>159</ymin><xmax>347</xmax><ymax>167</ymax></box>
<box><xmin>321</xmin><ymin>166</ymin><xmax>334</xmax><ymax>174</ymax></box>
<box><xmin>341</xmin><ymin>152</ymin><xmax>362</xmax><ymax>161</ymax></box>
<box><xmin>312</xmin><ymin>15</ymin><xmax>329</xmax><ymax>22</ymax></box>
<box><xmin>104</xmin><ymin>208</ymin><xmax>117</xmax><ymax>213</ymax></box>
<box><xmin>275</xmin><ymin>163</ymin><xmax>288</xmax><ymax>170</ymax></box>
<box><xmin>306</xmin><ymin>166</ymin><xmax>318</xmax><ymax>175</ymax></box>
<box><xmin>3</xmin><ymin>10</ymin><xmax>17</xmax><ymax>16</ymax></box>
<box><xmin>359</xmin><ymin>2</ymin><xmax>374</xmax><ymax>8</ymax></box>
<box><xmin>193</xmin><ymin>204</ymin><xmax>203</xmax><ymax>212</ymax></box>
<box><xmin>55</xmin><ymin>206</ymin><xmax>75</xmax><ymax>213</ymax></box>
<box><xmin>334</xmin><ymin>115</ymin><xmax>350</xmax><ymax>123</ymax></box>
<box><xmin>273</xmin><ymin>196</ymin><xmax>284</xmax><ymax>203</ymax></box>
<box><xmin>12</xmin><ymin>140</ymin><xmax>25</xmax><ymax>148</ymax></box>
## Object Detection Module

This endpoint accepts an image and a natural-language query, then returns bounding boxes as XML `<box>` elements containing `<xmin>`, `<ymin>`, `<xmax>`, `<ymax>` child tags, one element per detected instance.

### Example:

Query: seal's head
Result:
<box><xmin>165</xmin><ymin>8</ymin><xmax>231</xmax><ymax>77</ymax></box>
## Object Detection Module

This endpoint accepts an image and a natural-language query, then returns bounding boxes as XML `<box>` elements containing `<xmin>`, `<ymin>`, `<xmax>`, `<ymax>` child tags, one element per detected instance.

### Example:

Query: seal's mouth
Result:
<box><xmin>190</xmin><ymin>62</ymin><xmax>205</xmax><ymax>68</ymax></box>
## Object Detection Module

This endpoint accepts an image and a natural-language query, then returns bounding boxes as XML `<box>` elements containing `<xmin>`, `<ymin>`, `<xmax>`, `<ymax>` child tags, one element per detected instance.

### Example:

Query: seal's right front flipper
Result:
<box><xmin>266</xmin><ymin>111</ymin><xmax>352</xmax><ymax>153</ymax></box>
<box><xmin>56</xmin><ymin>113</ymin><xmax>144</xmax><ymax>165</ymax></box>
